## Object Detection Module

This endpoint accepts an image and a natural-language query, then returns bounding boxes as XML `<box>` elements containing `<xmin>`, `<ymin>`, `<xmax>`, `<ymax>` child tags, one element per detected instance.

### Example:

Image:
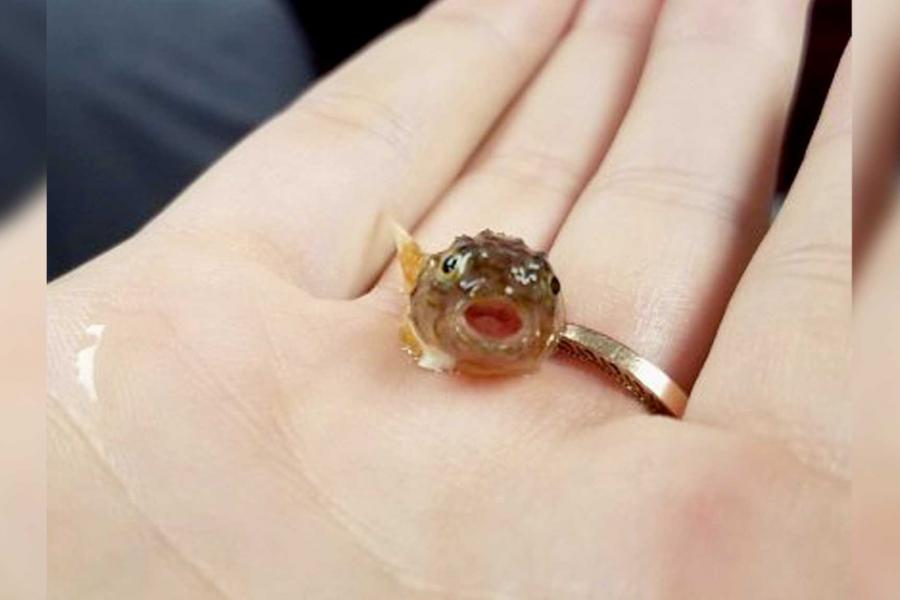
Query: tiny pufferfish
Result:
<box><xmin>394</xmin><ymin>226</ymin><xmax>565</xmax><ymax>376</ymax></box>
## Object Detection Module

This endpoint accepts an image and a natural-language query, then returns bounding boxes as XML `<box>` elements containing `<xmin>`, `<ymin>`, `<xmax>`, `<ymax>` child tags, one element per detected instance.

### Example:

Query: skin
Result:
<box><xmin>855</xmin><ymin>201</ymin><xmax>900</xmax><ymax>600</ymax></box>
<box><xmin>48</xmin><ymin>1</ymin><xmax>853</xmax><ymax>598</ymax></box>
<box><xmin>0</xmin><ymin>194</ymin><xmax>45</xmax><ymax>600</ymax></box>
<box><xmin>853</xmin><ymin>0</ymin><xmax>900</xmax><ymax>597</ymax></box>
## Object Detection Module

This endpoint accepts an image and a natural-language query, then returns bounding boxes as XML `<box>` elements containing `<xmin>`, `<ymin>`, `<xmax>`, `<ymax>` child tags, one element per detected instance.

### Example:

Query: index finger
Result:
<box><xmin>152</xmin><ymin>0</ymin><xmax>580</xmax><ymax>299</ymax></box>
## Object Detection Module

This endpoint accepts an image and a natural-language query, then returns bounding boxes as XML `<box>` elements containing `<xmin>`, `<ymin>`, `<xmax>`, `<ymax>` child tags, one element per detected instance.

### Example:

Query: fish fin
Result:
<box><xmin>400</xmin><ymin>320</ymin><xmax>456</xmax><ymax>372</ymax></box>
<box><xmin>418</xmin><ymin>346</ymin><xmax>456</xmax><ymax>372</ymax></box>
<box><xmin>392</xmin><ymin>221</ymin><xmax>426</xmax><ymax>292</ymax></box>
<box><xmin>399</xmin><ymin>320</ymin><xmax>423</xmax><ymax>360</ymax></box>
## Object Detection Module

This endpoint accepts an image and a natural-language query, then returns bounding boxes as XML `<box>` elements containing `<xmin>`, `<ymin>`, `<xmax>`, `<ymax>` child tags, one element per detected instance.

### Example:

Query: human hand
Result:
<box><xmin>853</xmin><ymin>0</ymin><xmax>900</xmax><ymax>596</ymax></box>
<box><xmin>855</xmin><ymin>189</ymin><xmax>900</xmax><ymax>600</ymax></box>
<box><xmin>49</xmin><ymin>1</ymin><xmax>849</xmax><ymax>597</ymax></box>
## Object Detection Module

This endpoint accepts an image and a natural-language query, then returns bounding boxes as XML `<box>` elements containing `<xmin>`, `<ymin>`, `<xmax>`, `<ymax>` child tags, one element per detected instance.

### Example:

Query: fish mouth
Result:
<box><xmin>461</xmin><ymin>297</ymin><xmax>524</xmax><ymax>340</ymax></box>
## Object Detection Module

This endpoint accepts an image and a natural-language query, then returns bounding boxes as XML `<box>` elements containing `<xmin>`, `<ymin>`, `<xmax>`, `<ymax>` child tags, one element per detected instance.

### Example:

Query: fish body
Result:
<box><xmin>396</xmin><ymin>227</ymin><xmax>564</xmax><ymax>376</ymax></box>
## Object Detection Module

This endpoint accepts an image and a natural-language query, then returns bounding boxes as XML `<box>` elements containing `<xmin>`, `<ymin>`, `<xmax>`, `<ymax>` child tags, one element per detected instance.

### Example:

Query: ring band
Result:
<box><xmin>556</xmin><ymin>324</ymin><xmax>688</xmax><ymax>417</ymax></box>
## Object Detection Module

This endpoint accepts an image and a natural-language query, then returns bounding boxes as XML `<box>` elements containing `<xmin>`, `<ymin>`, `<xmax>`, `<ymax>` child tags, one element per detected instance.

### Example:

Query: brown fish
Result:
<box><xmin>395</xmin><ymin>226</ymin><xmax>564</xmax><ymax>376</ymax></box>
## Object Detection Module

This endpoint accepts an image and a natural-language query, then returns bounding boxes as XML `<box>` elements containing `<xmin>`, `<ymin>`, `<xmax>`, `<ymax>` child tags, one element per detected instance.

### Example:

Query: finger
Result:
<box><xmin>854</xmin><ymin>200</ymin><xmax>900</xmax><ymax>597</ymax></box>
<box><xmin>154</xmin><ymin>0</ymin><xmax>580</xmax><ymax>298</ymax></box>
<box><xmin>548</xmin><ymin>0</ymin><xmax>812</xmax><ymax>396</ymax></box>
<box><xmin>687</xmin><ymin>48</ymin><xmax>851</xmax><ymax>478</ymax></box>
<box><xmin>375</xmin><ymin>0</ymin><xmax>666</xmax><ymax>291</ymax></box>
<box><xmin>853</xmin><ymin>0</ymin><xmax>900</xmax><ymax>266</ymax></box>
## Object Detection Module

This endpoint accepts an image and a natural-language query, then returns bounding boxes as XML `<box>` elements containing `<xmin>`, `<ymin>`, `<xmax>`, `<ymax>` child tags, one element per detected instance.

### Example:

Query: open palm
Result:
<box><xmin>50</xmin><ymin>1</ymin><xmax>849</xmax><ymax>598</ymax></box>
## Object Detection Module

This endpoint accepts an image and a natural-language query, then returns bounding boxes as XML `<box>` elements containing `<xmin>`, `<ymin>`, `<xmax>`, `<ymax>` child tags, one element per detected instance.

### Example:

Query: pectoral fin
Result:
<box><xmin>400</xmin><ymin>320</ymin><xmax>423</xmax><ymax>359</ymax></box>
<box><xmin>392</xmin><ymin>221</ymin><xmax>426</xmax><ymax>292</ymax></box>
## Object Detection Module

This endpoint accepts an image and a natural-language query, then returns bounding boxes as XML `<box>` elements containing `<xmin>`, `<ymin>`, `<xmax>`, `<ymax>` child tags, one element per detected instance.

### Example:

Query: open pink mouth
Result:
<box><xmin>464</xmin><ymin>299</ymin><xmax>523</xmax><ymax>340</ymax></box>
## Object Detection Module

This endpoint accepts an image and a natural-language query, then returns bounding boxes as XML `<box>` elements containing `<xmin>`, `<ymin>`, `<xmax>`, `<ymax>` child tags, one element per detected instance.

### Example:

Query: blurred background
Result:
<box><xmin>45</xmin><ymin>0</ymin><xmax>850</xmax><ymax>279</ymax></box>
<box><xmin>0</xmin><ymin>0</ymin><xmax>44</xmax><ymax>220</ymax></box>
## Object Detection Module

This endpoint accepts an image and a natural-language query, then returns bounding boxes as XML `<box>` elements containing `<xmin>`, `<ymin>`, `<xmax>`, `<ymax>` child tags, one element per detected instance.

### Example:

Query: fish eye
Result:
<box><xmin>442</xmin><ymin>254</ymin><xmax>459</xmax><ymax>274</ymax></box>
<box><xmin>550</xmin><ymin>276</ymin><xmax>561</xmax><ymax>295</ymax></box>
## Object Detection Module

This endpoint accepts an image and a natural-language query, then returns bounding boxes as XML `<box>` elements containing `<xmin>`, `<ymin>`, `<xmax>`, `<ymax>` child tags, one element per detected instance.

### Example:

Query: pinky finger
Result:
<box><xmin>686</xmin><ymin>47</ymin><xmax>851</xmax><ymax>479</ymax></box>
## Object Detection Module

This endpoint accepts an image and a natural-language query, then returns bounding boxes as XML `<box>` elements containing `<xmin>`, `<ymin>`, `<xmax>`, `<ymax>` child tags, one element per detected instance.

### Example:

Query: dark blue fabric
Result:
<box><xmin>0</xmin><ymin>0</ymin><xmax>45</xmax><ymax>217</ymax></box>
<box><xmin>48</xmin><ymin>0</ymin><xmax>314</xmax><ymax>278</ymax></box>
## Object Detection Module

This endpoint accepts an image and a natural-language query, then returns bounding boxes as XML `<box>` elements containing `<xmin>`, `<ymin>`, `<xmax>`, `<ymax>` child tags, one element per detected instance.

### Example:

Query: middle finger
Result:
<box><xmin>550</xmin><ymin>0</ymin><xmax>812</xmax><ymax>393</ymax></box>
<box><xmin>377</xmin><ymin>0</ymin><xmax>666</xmax><ymax>290</ymax></box>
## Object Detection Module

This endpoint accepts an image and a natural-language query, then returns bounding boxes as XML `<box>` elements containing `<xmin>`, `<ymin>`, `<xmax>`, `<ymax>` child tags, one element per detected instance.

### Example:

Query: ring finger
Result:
<box><xmin>550</xmin><ymin>0</ymin><xmax>813</xmax><ymax>399</ymax></box>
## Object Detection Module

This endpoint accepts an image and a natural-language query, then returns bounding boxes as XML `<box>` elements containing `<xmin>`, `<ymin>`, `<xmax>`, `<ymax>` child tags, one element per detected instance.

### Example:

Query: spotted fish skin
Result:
<box><xmin>397</xmin><ymin>229</ymin><xmax>564</xmax><ymax>376</ymax></box>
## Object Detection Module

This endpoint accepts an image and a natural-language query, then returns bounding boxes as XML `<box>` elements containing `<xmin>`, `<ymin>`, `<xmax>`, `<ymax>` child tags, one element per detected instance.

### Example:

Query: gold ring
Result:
<box><xmin>394</xmin><ymin>226</ymin><xmax>688</xmax><ymax>417</ymax></box>
<box><xmin>555</xmin><ymin>324</ymin><xmax>686</xmax><ymax>416</ymax></box>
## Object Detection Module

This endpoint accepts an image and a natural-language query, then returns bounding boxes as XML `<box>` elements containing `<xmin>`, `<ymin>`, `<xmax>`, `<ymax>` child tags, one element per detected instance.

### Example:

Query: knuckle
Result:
<box><xmin>588</xmin><ymin>165</ymin><xmax>761</xmax><ymax>229</ymax></box>
<box><xmin>760</xmin><ymin>238</ymin><xmax>851</xmax><ymax>288</ymax></box>
<box><xmin>574</xmin><ymin>0</ymin><xmax>662</xmax><ymax>37</ymax></box>
<box><xmin>475</xmin><ymin>148</ymin><xmax>585</xmax><ymax>195</ymax></box>
<box><xmin>654</xmin><ymin>0</ymin><xmax>808</xmax><ymax>69</ymax></box>
<box><xmin>289</xmin><ymin>88</ymin><xmax>418</xmax><ymax>164</ymax></box>
<box><xmin>422</xmin><ymin>5</ymin><xmax>525</xmax><ymax>63</ymax></box>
